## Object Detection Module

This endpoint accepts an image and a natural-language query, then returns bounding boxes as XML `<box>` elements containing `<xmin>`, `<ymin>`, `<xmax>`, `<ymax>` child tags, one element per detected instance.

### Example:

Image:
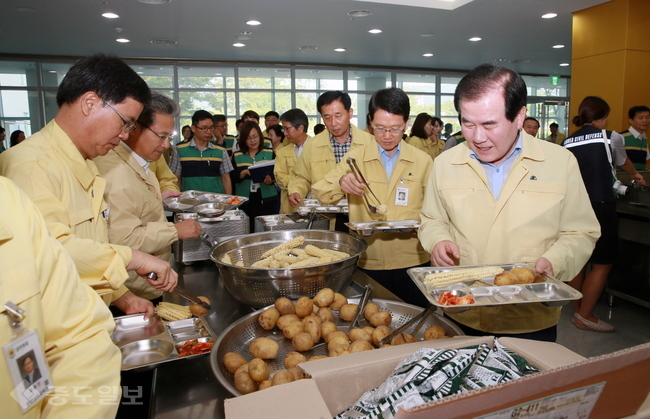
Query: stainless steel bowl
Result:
<box><xmin>209</xmin><ymin>230</ymin><xmax>368</xmax><ymax>306</ymax></box>
<box><xmin>194</xmin><ymin>202</ymin><xmax>227</xmax><ymax>218</ymax></box>
<box><xmin>120</xmin><ymin>339</ymin><xmax>174</xmax><ymax>366</ymax></box>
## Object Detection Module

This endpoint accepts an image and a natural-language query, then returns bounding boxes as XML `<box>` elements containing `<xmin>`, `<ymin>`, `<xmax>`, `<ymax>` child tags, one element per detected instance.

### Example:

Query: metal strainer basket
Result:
<box><xmin>208</xmin><ymin>230</ymin><xmax>368</xmax><ymax>307</ymax></box>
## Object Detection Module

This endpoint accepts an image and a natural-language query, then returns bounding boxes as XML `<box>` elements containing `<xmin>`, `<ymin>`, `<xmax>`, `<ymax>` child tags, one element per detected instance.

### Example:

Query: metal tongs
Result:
<box><xmin>349</xmin><ymin>284</ymin><xmax>375</xmax><ymax>329</ymax></box>
<box><xmin>147</xmin><ymin>273</ymin><xmax>211</xmax><ymax>310</ymax></box>
<box><xmin>346</xmin><ymin>157</ymin><xmax>382</xmax><ymax>214</ymax></box>
<box><xmin>379</xmin><ymin>304</ymin><xmax>436</xmax><ymax>346</ymax></box>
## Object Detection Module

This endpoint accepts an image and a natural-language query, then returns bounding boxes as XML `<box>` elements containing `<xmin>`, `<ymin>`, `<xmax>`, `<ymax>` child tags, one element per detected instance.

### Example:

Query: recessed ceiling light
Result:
<box><xmin>102</xmin><ymin>12</ymin><xmax>119</xmax><ymax>19</ymax></box>
<box><xmin>334</xmin><ymin>48</ymin><xmax>346</xmax><ymax>52</ymax></box>
<box><xmin>553</xmin><ymin>44</ymin><xmax>565</xmax><ymax>49</ymax></box>
<box><xmin>421</xmin><ymin>33</ymin><xmax>434</xmax><ymax>37</ymax></box>
<box><xmin>495</xmin><ymin>58</ymin><xmax>508</xmax><ymax>62</ymax></box>
<box><xmin>299</xmin><ymin>46</ymin><xmax>318</xmax><ymax>51</ymax></box>
<box><xmin>136</xmin><ymin>71</ymin><xmax>144</xmax><ymax>74</ymax></box>
<box><xmin>542</xmin><ymin>13</ymin><xmax>557</xmax><ymax>19</ymax></box>
<box><xmin>348</xmin><ymin>10</ymin><xmax>371</xmax><ymax>18</ymax></box>
<box><xmin>116</xmin><ymin>38</ymin><xmax>130</xmax><ymax>43</ymax></box>
<box><xmin>469</xmin><ymin>37</ymin><xmax>482</xmax><ymax>42</ymax></box>
<box><xmin>233</xmin><ymin>43</ymin><xmax>245</xmax><ymax>47</ymax></box>
<box><xmin>246</xmin><ymin>20</ymin><xmax>261</xmax><ymax>26</ymax></box>
<box><xmin>422</xmin><ymin>53</ymin><xmax>433</xmax><ymax>57</ymax></box>
<box><xmin>215</xmin><ymin>73</ymin><xmax>222</xmax><ymax>76</ymax></box>
<box><xmin>559</xmin><ymin>63</ymin><xmax>570</xmax><ymax>67</ymax></box>
<box><xmin>237</xmin><ymin>35</ymin><xmax>251</xmax><ymax>41</ymax></box>
<box><xmin>240</xmin><ymin>30</ymin><xmax>252</xmax><ymax>35</ymax></box>
<box><xmin>138</xmin><ymin>0</ymin><xmax>171</xmax><ymax>4</ymax></box>
<box><xmin>150</xmin><ymin>39</ymin><xmax>177</xmax><ymax>45</ymax></box>
<box><xmin>48</xmin><ymin>70</ymin><xmax>57</xmax><ymax>73</ymax></box>
<box><xmin>368</xmin><ymin>29</ymin><xmax>382</xmax><ymax>34</ymax></box>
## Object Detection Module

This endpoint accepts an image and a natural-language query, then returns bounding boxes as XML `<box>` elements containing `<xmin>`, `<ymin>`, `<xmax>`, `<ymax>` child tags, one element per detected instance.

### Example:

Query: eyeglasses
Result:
<box><xmin>194</xmin><ymin>125</ymin><xmax>215</xmax><ymax>132</ymax></box>
<box><xmin>281</xmin><ymin>125</ymin><xmax>295</xmax><ymax>134</ymax></box>
<box><xmin>372</xmin><ymin>126</ymin><xmax>405</xmax><ymax>137</ymax></box>
<box><xmin>144</xmin><ymin>124</ymin><xmax>174</xmax><ymax>143</ymax></box>
<box><xmin>103</xmin><ymin>100</ymin><xmax>137</xmax><ymax>133</ymax></box>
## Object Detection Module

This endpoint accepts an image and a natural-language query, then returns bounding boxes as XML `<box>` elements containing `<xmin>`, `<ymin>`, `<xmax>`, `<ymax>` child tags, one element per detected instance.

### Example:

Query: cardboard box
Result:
<box><xmin>224</xmin><ymin>336</ymin><xmax>650</xmax><ymax>419</ymax></box>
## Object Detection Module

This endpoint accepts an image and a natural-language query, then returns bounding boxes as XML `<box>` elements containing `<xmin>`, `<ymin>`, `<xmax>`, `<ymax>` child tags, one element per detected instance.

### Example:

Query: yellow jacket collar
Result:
<box><xmin>450</xmin><ymin>131</ymin><xmax>545</xmax><ymax>166</ymax></box>
<box><xmin>46</xmin><ymin>120</ymin><xmax>99</xmax><ymax>189</ymax></box>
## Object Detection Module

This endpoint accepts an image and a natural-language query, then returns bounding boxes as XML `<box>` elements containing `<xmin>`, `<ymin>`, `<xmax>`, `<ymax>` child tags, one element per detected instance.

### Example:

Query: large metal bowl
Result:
<box><xmin>208</xmin><ymin>230</ymin><xmax>368</xmax><ymax>307</ymax></box>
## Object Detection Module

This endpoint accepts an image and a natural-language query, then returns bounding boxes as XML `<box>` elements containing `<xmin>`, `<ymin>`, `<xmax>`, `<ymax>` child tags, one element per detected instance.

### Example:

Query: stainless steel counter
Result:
<box><xmin>150</xmin><ymin>260</ymin><xmax>400</xmax><ymax>418</ymax></box>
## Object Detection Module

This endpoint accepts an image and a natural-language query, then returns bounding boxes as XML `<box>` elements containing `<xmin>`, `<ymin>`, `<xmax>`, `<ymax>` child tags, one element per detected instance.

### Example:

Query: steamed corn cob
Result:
<box><xmin>288</xmin><ymin>256</ymin><xmax>321</xmax><ymax>268</ymax></box>
<box><xmin>305</xmin><ymin>244</ymin><xmax>333</xmax><ymax>259</ymax></box>
<box><xmin>261</xmin><ymin>236</ymin><xmax>305</xmax><ymax>259</ymax></box>
<box><xmin>156</xmin><ymin>302</ymin><xmax>192</xmax><ymax>321</ymax></box>
<box><xmin>322</xmin><ymin>248</ymin><xmax>350</xmax><ymax>260</ymax></box>
<box><xmin>221</xmin><ymin>253</ymin><xmax>232</xmax><ymax>264</ymax></box>
<box><xmin>252</xmin><ymin>257</ymin><xmax>274</xmax><ymax>268</ymax></box>
<box><xmin>424</xmin><ymin>266</ymin><xmax>504</xmax><ymax>288</ymax></box>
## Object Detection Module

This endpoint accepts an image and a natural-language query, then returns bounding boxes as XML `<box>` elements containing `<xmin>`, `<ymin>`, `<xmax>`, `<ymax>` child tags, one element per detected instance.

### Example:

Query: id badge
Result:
<box><xmin>250</xmin><ymin>182</ymin><xmax>260</xmax><ymax>193</ymax></box>
<box><xmin>395</xmin><ymin>187</ymin><xmax>409</xmax><ymax>206</ymax></box>
<box><xmin>3</xmin><ymin>330</ymin><xmax>53</xmax><ymax>413</ymax></box>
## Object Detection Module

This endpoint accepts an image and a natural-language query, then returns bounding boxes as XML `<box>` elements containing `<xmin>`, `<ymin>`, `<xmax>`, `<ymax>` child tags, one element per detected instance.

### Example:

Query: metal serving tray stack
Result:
<box><xmin>408</xmin><ymin>263</ymin><xmax>583</xmax><ymax>313</ymax></box>
<box><xmin>254</xmin><ymin>214</ymin><xmax>329</xmax><ymax>232</ymax></box>
<box><xmin>173</xmin><ymin>210</ymin><xmax>249</xmax><ymax>264</ymax></box>
<box><xmin>163</xmin><ymin>190</ymin><xmax>248</xmax><ymax>213</ymax></box>
<box><xmin>345</xmin><ymin>220</ymin><xmax>420</xmax><ymax>237</ymax></box>
<box><xmin>297</xmin><ymin>198</ymin><xmax>349</xmax><ymax>216</ymax></box>
<box><xmin>111</xmin><ymin>314</ymin><xmax>215</xmax><ymax>371</ymax></box>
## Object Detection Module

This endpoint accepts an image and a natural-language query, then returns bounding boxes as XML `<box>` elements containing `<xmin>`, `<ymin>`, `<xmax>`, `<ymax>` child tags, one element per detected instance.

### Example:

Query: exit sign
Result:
<box><xmin>550</xmin><ymin>76</ymin><xmax>559</xmax><ymax>85</ymax></box>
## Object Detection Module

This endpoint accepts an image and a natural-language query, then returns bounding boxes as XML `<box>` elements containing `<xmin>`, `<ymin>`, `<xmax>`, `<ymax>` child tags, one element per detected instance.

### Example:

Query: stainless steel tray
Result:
<box><xmin>163</xmin><ymin>190</ymin><xmax>248</xmax><ymax>213</ymax></box>
<box><xmin>112</xmin><ymin>314</ymin><xmax>216</xmax><ymax>371</ymax></box>
<box><xmin>209</xmin><ymin>298</ymin><xmax>464</xmax><ymax>396</ymax></box>
<box><xmin>408</xmin><ymin>263</ymin><xmax>583</xmax><ymax>314</ymax></box>
<box><xmin>254</xmin><ymin>214</ymin><xmax>330</xmax><ymax>232</ymax></box>
<box><xmin>345</xmin><ymin>220</ymin><xmax>420</xmax><ymax>236</ymax></box>
<box><xmin>297</xmin><ymin>198</ymin><xmax>348</xmax><ymax>215</ymax></box>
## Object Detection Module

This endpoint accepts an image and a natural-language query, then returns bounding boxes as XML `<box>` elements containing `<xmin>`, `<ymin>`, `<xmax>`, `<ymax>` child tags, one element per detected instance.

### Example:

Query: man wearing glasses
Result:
<box><xmin>274</xmin><ymin>108</ymin><xmax>311</xmax><ymax>213</ymax></box>
<box><xmin>170</xmin><ymin>110</ymin><xmax>233</xmax><ymax>194</ymax></box>
<box><xmin>0</xmin><ymin>54</ymin><xmax>178</xmax><ymax>318</ymax></box>
<box><xmin>313</xmin><ymin>88</ymin><xmax>433</xmax><ymax>307</ymax></box>
<box><xmin>96</xmin><ymin>92</ymin><xmax>202</xmax><ymax>301</ymax></box>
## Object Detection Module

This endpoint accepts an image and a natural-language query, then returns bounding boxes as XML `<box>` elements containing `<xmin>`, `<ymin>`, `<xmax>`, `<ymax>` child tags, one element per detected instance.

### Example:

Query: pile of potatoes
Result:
<box><xmin>222</xmin><ymin>288</ymin><xmax>448</xmax><ymax>394</ymax></box>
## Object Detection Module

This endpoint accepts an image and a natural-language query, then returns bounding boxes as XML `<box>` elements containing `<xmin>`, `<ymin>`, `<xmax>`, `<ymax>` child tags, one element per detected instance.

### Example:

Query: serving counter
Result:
<box><xmin>148</xmin><ymin>260</ymin><xmax>400</xmax><ymax>418</ymax></box>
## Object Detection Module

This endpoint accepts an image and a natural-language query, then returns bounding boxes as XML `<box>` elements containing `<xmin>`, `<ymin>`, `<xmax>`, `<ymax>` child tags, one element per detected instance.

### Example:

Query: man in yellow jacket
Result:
<box><xmin>0</xmin><ymin>176</ymin><xmax>121</xmax><ymax>417</ymax></box>
<box><xmin>0</xmin><ymin>54</ymin><xmax>177</xmax><ymax>319</ymax></box>
<box><xmin>419</xmin><ymin>64</ymin><xmax>600</xmax><ymax>341</ymax></box>
<box><xmin>96</xmin><ymin>92</ymin><xmax>202</xmax><ymax>300</ymax></box>
<box><xmin>314</xmin><ymin>88</ymin><xmax>432</xmax><ymax>306</ymax></box>
<box><xmin>274</xmin><ymin>108</ymin><xmax>311</xmax><ymax>213</ymax></box>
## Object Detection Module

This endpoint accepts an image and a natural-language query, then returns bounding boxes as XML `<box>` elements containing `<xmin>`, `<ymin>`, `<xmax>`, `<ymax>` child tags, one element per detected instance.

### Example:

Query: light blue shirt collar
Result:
<box><xmin>469</xmin><ymin>131</ymin><xmax>523</xmax><ymax>200</ymax></box>
<box><xmin>120</xmin><ymin>141</ymin><xmax>150</xmax><ymax>174</ymax></box>
<box><xmin>377</xmin><ymin>142</ymin><xmax>401</xmax><ymax>181</ymax></box>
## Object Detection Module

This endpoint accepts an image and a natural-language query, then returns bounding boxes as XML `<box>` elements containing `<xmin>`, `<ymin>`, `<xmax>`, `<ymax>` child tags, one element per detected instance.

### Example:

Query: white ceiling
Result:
<box><xmin>0</xmin><ymin>0</ymin><xmax>609</xmax><ymax>77</ymax></box>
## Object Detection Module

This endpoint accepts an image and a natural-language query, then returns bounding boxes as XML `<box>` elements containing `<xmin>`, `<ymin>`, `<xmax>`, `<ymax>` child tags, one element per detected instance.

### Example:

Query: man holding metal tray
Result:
<box><xmin>419</xmin><ymin>64</ymin><xmax>600</xmax><ymax>341</ymax></box>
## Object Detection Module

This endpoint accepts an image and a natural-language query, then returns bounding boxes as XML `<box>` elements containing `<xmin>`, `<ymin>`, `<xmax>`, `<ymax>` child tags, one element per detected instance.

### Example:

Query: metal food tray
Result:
<box><xmin>345</xmin><ymin>220</ymin><xmax>420</xmax><ymax>237</ymax></box>
<box><xmin>209</xmin><ymin>298</ymin><xmax>464</xmax><ymax>396</ymax></box>
<box><xmin>163</xmin><ymin>190</ymin><xmax>248</xmax><ymax>213</ymax></box>
<box><xmin>111</xmin><ymin>314</ymin><xmax>216</xmax><ymax>371</ymax></box>
<box><xmin>408</xmin><ymin>263</ymin><xmax>583</xmax><ymax>314</ymax></box>
<box><xmin>254</xmin><ymin>214</ymin><xmax>330</xmax><ymax>232</ymax></box>
<box><xmin>297</xmin><ymin>198</ymin><xmax>348</xmax><ymax>215</ymax></box>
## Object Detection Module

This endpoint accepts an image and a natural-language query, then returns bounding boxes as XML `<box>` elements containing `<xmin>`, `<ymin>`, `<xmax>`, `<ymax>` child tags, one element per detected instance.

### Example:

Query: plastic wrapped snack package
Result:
<box><xmin>336</xmin><ymin>338</ymin><xmax>539</xmax><ymax>419</ymax></box>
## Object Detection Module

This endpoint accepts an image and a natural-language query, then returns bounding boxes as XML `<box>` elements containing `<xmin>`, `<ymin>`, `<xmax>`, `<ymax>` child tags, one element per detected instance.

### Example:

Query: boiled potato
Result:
<box><xmin>302</xmin><ymin>314</ymin><xmax>322</xmax><ymax>325</ymax></box>
<box><xmin>329</xmin><ymin>293</ymin><xmax>347</xmax><ymax>310</ymax></box>
<box><xmin>288</xmin><ymin>366</ymin><xmax>305</xmax><ymax>381</ymax></box>
<box><xmin>362</xmin><ymin>326</ymin><xmax>375</xmax><ymax>336</ymax></box>
<box><xmin>248</xmin><ymin>358</ymin><xmax>270</xmax><ymax>383</ymax></box>
<box><xmin>391</xmin><ymin>333</ymin><xmax>417</xmax><ymax>346</ymax></box>
<box><xmin>249</xmin><ymin>337</ymin><xmax>280</xmax><ymax>359</ymax></box>
<box><xmin>189</xmin><ymin>296</ymin><xmax>210</xmax><ymax>317</ymax></box>
<box><xmin>423</xmin><ymin>325</ymin><xmax>446</xmax><ymax>340</ymax></box>
<box><xmin>276</xmin><ymin>314</ymin><xmax>300</xmax><ymax>330</ymax></box>
<box><xmin>283</xmin><ymin>320</ymin><xmax>305</xmax><ymax>339</ymax></box>
<box><xmin>308</xmin><ymin>355</ymin><xmax>328</xmax><ymax>362</ymax></box>
<box><xmin>316</xmin><ymin>307</ymin><xmax>334</xmax><ymax>323</ymax></box>
<box><xmin>320</xmin><ymin>321</ymin><xmax>338</xmax><ymax>338</ymax></box>
<box><xmin>234</xmin><ymin>363</ymin><xmax>249</xmax><ymax>377</ymax></box>
<box><xmin>275</xmin><ymin>297</ymin><xmax>296</xmax><ymax>315</ymax></box>
<box><xmin>494</xmin><ymin>271</ymin><xmax>517</xmax><ymax>286</ymax></box>
<box><xmin>292</xmin><ymin>332</ymin><xmax>315</xmax><ymax>351</ymax></box>
<box><xmin>349</xmin><ymin>340</ymin><xmax>374</xmax><ymax>353</ymax></box>
<box><xmin>234</xmin><ymin>371</ymin><xmax>258</xmax><ymax>394</ymax></box>
<box><xmin>327</xmin><ymin>336</ymin><xmax>350</xmax><ymax>352</ymax></box>
<box><xmin>329</xmin><ymin>347</ymin><xmax>350</xmax><ymax>357</ymax></box>
<box><xmin>369</xmin><ymin>311</ymin><xmax>392</xmax><ymax>327</ymax></box>
<box><xmin>324</xmin><ymin>330</ymin><xmax>347</xmax><ymax>344</ymax></box>
<box><xmin>259</xmin><ymin>380</ymin><xmax>273</xmax><ymax>390</ymax></box>
<box><xmin>338</xmin><ymin>303</ymin><xmax>359</xmax><ymax>322</ymax></box>
<box><xmin>511</xmin><ymin>267</ymin><xmax>535</xmax><ymax>283</ymax></box>
<box><xmin>284</xmin><ymin>351</ymin><xmax>307</xmax><ymax>369</ymax></box>
<box><xmin>272</xmin><ymin>369</ymin><xmax>295</xmax><ymax>386</ymax></box>
<box><xmin>372</xmin><ymin>325</ymin><xmax>391</xmax><ymax>347</ymax></box>
<box><xmin>379</xmin><ymin>344</ymin><xmax>392</xmax><ymax>349</ymax></box>
<box><xmin>313</xmin><ymin>288</ymin><xmax>335</xmax><ymax>307</ymax></box>
<box><xmin>223</xmin><ymin>352</ymin><xmax>247</xmax><ymax>374</ymax></box>
<box><xmin>304</xmin><ymin>318</ymin><xmax>321</xmax><ymax>343</ymax></box>
<box><xmin>295</xmin><ymin>297</ymin><xmax>314</xmax><ymax>318</ymax></box>
<box><xmin>363</xmin><ymin>302</ymin><xmax>380</xmax><ymax>321</ymax></box>
<box><xmin>348</xmin><ymin>328</ymin><xmax>372</xmax><ymax>343</ymax></box>
<box><xmin>258</xmin><ymin>307</ymin><xmax>280</xmax><ymax>330</ymax></box>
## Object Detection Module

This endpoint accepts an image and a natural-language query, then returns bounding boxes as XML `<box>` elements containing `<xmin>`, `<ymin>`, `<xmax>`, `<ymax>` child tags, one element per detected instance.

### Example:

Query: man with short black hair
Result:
<box><xmin>419</xmin><ymin>63</ymin><xmax>599</xmax><ymax>341</ymax></box>
<box><xmin>523</xmin><ymin>116</ymin><xmax>540</xmax><ymax>138</ymax></box>
<box><xmin>546</xmin><ymin>122</ymin><xmax>566</xmax><ymax>144</ymax></box>
<box><xmin>212</xmin><ymin>113</ymin><xmax>236</xmax><ymax>154</ymax></box>
<box><xmin>275</xmin><ymin>108</ymin><xmax>311</xmax><ymax>213</ymax></box>
<box><xmin>620</xmin><ymin>105</ymin><xmax>650</xmax><ymax>170</ymax></box>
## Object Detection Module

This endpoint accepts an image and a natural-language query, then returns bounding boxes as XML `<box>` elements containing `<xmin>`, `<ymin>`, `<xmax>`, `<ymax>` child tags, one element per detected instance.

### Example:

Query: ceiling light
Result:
<box><xmin>542</xmin><ymin>13</ymin><xmax>557</xmax><ymax>19</ymax></box>
<box><xmin>150</xmin><ymin>39</ymin><xmax>177</xmax><ymax>45</ymax></box>
<box><xmin>421</xmin><ymin>33</ymin><xmax>434</xmax><ymax>37</ymax></box>
<box><xmin>48</xmin><ymin>70</ymin><xmax>57</xmax><ymax>73</ymax></box>
<box><xmin>138</xmin><ymin>0</ymin><xmax>171</xmax><ymax>4</ymax></box>
<box><xmin>299</xmin><ymin>46</ymin><xmax>318</xmax><ymax>51</ymax></box>
<box><xmin>215</xmin><ymin>73</ymin><xmax>222</xmax><ymax>76</ymax></box>
<box><xmin>136</xmin><ymin>71</ymin><xmax>144</xmax><ymax>74</ymax></box>
<box><xmin>368</xmin><ymin>29</ymin><xmax>382</xmax><ymax>34</ymax></box>
<box><xmin>102</xmin><ymin>12</ymin><xmax>119</xmax><ymax>19</ymax></box>
<box><xmin>348</xmin><ymin>10</ymin><xmax>371</xmax><ymax>18</ymax></box>
<box><xmin>16</xmin><ymin>7</ymin><xmax>37</xmax><ymax>12</ymax></box>
<box><xmin>469</xmin><ymin>37</ymin><xmax>481</xmax><ymax>42</ymax></box>
<box><xmin>334</xmin><ymin>48</ymin><xmax>346</xmax><ymax>52</ymax></box>
<box><xmin>553</xmin><ymin>44</ymin><xmax>565</xmax><ymax>49</ymax></box>
<box><xmin>240</xmin><ymin>30</ymin><xmax>252</xmax><ymax>35</ymax></box>
<box><xmin>559</xmin><ymin>63</ymin><xmax>570</xmax><ymax>67</ymax></box>
<box><xmin>246</xmin><ymin>20</ymin><xmax>261</xmax><ymax>26</ymax></box>
<box><xmin>422</xmin><ymin>53</ymin><xmax>433</xmax><ymax>57</ymax></box>
<box><xmin>115</xmin><ymin>27</ymin><xmax>124</xmax><ymax>33</ymax></box>
<box><xmin>233</xmin><ymin>43</ymin><xmax>245</xmax><ymax>47</ymax></box>
<box><xmin>237</xmin><ymin>35</ymin><xmax>251</xmax><ymax>41</ymax></box>
<box><xmin>116</xmin><ymin>38</ymin><xmax>130</xmax><ymax>43</ymax></box>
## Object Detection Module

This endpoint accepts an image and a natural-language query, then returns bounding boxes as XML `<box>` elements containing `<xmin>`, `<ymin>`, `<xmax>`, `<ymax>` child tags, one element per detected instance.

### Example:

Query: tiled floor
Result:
<box><xmin>556</xmin><ymin>293</ymin><xmax>650</xmax><ymax>358</ymax></box>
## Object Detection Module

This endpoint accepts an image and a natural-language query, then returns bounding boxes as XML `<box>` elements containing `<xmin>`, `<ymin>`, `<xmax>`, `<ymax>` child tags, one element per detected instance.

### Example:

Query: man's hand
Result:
<box><xmin>632</xmin><ymin>173</ymin><xmax>647</xmax><ymax>186</ymax></box>
<box><xmin>263</xmin><ymin>175</ymin><xmax>274</xmax><ymax>185</ymax></box>
<box><xmin>289</xmin><ymin>192</ymin><xmax>302</xmax><ymax>207</ymax></box>
<box><xmin>127</xmin><ymin>250</ymin><xmax>178</xmax><ymax>292</ymax></box>
<box><xmin>534</xmin><ymin>257</ymin><xmax>554</xmax><ymax>276</ymax></box>
<box><xmin>161</xmin><ymin>190</ymin><xmax>182</xmax><ymax>200</ymax></box>
<box><xmin>175</xmin><ymin>219</ymin><xmax>202</xmax><ymax>240</ymax></box>
<box><xmin>113</xmin><ymin>291</ymin><xmax>155</xmax><ymax>320</ymax></box>
<box><xmin>339</xmin><ymin>173</ymin><xmax>366</xmax><ymax>196</ymax></box>
<box><xmin>430</xmin><ymin>240</ymin><xmax>460</xmax><ymax>266</ymax></box>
